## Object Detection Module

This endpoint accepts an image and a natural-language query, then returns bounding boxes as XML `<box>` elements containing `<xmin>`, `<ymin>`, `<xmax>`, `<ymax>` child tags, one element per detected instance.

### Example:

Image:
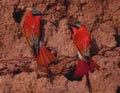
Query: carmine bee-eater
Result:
<box><xmin>70</xmin><ymin>21</ymin><xmax>100</xmax><ymax>79</ymax></box>
<box><xmin>23</xmin><ymin>10</ymin><xmax>56</xmax><ymax>82</ymax></box>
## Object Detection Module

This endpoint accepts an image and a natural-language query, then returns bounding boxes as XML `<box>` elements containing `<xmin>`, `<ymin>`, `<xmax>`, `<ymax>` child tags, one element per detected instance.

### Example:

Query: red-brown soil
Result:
<box><xmin>0</xmin><ymin>0</ymin><xmax>120</xmax><ymax>93</ymax></box>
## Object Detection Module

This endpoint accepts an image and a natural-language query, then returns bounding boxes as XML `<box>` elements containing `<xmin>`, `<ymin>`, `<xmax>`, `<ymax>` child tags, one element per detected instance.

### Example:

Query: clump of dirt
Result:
<box><xmin>0</xmin><ymin>0</ymin><xmax>120</xmax><ymax>93</ymax></box>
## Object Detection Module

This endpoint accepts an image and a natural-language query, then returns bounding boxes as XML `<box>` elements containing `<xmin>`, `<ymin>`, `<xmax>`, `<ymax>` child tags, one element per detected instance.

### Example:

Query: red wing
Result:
<box><xmin>73</xmin><ymin>34</ymin><xmax>85</xmax><ymax>57</ymax></box>
<box><xmin>73</xmin><ymin>30</ymin><xmax>91</xmax><ymax>57</ymax></box>
<box><xmin>23</xmin><ymin>16</ymin><xmax>40</xmax><ymax>49</ymax></box>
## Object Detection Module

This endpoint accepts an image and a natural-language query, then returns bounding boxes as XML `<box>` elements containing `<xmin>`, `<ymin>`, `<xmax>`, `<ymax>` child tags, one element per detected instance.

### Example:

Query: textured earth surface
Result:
<box><xmin>0</xmin><ymin>0</ymin><xmax>120</xmax><ymax>93</ymax></box>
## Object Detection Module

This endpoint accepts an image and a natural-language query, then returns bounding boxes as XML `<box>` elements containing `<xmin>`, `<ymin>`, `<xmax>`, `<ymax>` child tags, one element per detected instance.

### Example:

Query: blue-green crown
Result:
<box><xmin>32</xmin><ymin>10</ymin><xmax>41</xmax><ymax>15</ymax></box>
<box><xmin>72</xmin><ymin>21</ymin><xmax>81</xmax><ymax>28</ymax></box>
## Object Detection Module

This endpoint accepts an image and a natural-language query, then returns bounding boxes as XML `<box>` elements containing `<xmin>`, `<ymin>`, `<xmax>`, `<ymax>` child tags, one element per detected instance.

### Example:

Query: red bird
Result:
<box><xmin>23</xmin><ymin>10</ymin><xmax>55</xmax><ymax>82</ymax></box>
<box><xmin>70</xmin><ymin>21</ymin><xmax>100</xmax><ymax>79</ymax></box>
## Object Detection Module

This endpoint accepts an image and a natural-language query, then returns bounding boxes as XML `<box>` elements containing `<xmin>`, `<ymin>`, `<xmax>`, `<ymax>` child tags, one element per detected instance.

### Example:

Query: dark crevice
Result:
<box><xmin>115</xmin><ymin>34</ymin><xmax>120</xmax><ymax>47</ymax></box>
<box><xmin>37</xmin><ymin>74</ymin><xmax>40</xmax><ymax>79</ymax></box>
<box><xmin>90</xmin><ymin>0</ymin><xmax>110</xmax><ymax>33</ymax></box>
<box><xmin>91</xmin><ymin>38</ymin><xmax>99</xmax><ymax>56</ymax></box>
<box><xmin>49</xmin><ymin>20</ymin><xmax>59</xmax><ymax>31</ymax></box>
<box><xmin>13</xmin><ymin>4</ymin><xmax>25</xmax><ymax>23</ymax></box>
<box><xmin>89</xmin><ymin>0</ymin><xmax>105</xmax><ymax>33</ymax></box>
<box><xmin>40</xmin><ymin>19</ymin><xmax>47</xmax><ymax>42</ymax></box>
<box><xmin>64</xmin><ymin>66</ymin><xmax>82</xmax><ymax>81</ymax></box>
<box><xmin>12</xmin><ymin>69</ymin><xmax>22</xmax><ymax>76</ymax></box>
<box><xmin>79</xmin><ymin>2</ymin><xmax>87</xmax><ymax>10</ymax></box>
<box><xmin>63</xmin><ymin>0</ymin><xmax>69</xmax><ymax>9</ymax></box>
<box><xmin>117</xmin><ymin>61</ymin><xmax>120</xmax><ymax>68</ymax></box>
<box><xmin>116</xmin><ymin>86</ymin><xmax>120</xmax><ymax>93</ymax></box>
<box><xmin>64</xmin><ymin>68</ymin><xmax>75</xmax><ymax>81</ymax></box>
<box><xmin>87</xmin><ymin>77</ymin><xmax>92</xmax><ymax>93</ymax></box>
<box><xmin>89</xmin><ymin>17</ymin><xmax>101</xmax><ymax>33</ymax></box>
<box><xmin>46</xmin><ymin>2</ymin><xmax>57</xmax><ymax>10</ymax></box>
<box><xmin>114</xmin><ymin>26</ymin><xmax>120</xmax><ymax>47</ymax></box>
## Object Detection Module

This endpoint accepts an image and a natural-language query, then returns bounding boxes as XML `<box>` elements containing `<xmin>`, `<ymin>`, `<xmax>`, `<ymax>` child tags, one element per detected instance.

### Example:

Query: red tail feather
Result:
<box><xmin>42</xmin><ymin>46</ymin><xmax>56</xmax><ymax>63</ymax></box>
<box><xmin>89</xmin><ymin>58</ymin><xmax>100</xmax><ymax>73</ymax></box>
<box><xmin>73</xmin><ymin>59</ymin><xmax>89</xmax><ymax>78</ymax></box>
<box><xmin>36</xmin><ymin>45</ymin><xmax>55</xmax><ymax>67</ymax></box>
<box><xmin>73</xmin><ymin>58</ymin><xmax>100</xmax><ymax>78</ymax></box>
<box><xmin>36</xmin><ymin>45</ymin><xmax>55</xmax><ymax>83</ymax></box>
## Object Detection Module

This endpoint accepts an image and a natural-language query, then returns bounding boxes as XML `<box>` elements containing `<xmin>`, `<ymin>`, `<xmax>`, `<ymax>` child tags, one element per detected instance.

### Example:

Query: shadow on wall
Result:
<box><xmin>116</xmin><ymin>86</ymin><xmax>120</xmax><ymax>93</ymax></box>
<box><xmin>91</xmin><ymin>38</ymin><xmax>99</xmax><ymax>56</ymax></box>
<box><xmin>40</xmin><ymin>19</ymin><xmax>47</xmax><ymax>44</ymax></box>
<box><xmin>64</xmin><ymin>65</ymin><xmax>83</xmax><ymax>81</ymax></box>
<box><xmin>115</xmin><ymin>34</ymin><xmax>120</xmax><ymax>47</ymax></box>
<box><xmin>13</xmin><ymin>5</ymin><xmax>25</xmax><ymax>23</ymax></box>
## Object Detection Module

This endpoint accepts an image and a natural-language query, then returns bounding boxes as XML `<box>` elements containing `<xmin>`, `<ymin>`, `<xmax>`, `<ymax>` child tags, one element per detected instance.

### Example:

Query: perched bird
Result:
<box><xmin>23</xmin><ymin>10</ymin><xmax>56</xmax><ymax>82</ymax></box>
<box><xmin>70</xmin><ymin>21</ymin><xmax>100</xmax><ymax>79</ymax></box>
